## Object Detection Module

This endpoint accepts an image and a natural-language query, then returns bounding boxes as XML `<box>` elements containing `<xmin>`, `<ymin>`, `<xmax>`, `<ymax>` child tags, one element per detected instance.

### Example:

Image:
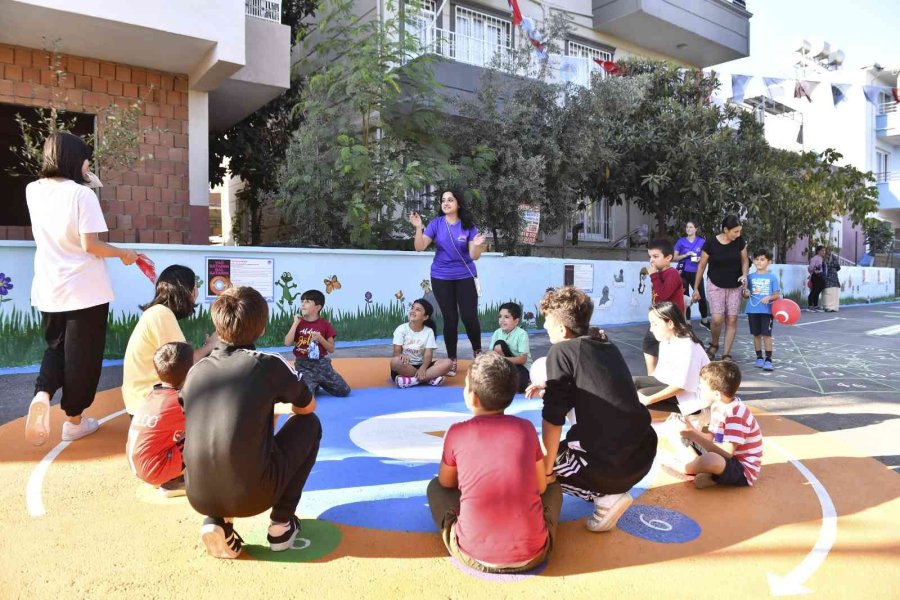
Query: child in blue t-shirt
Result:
<box><xmin>744</xmin><ymin>249</ymin><xmax>781</xmax><ymax>371</ymax></box>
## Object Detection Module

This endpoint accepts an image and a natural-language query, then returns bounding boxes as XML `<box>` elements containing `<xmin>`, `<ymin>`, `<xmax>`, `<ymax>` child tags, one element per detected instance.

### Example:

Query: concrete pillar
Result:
<box><xmin>188</xmin><ymin>90</ymin><xmax>210</xmax><ymax>245</ymax></box>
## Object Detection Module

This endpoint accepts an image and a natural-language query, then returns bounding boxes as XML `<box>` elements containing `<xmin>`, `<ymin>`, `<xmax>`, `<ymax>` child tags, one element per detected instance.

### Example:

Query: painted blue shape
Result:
<box><xmin>617</xmin><ymin>505</ymin><xmax>701</xmax><ymax>544</ymax></box>
<box><xmin>319</xmin><ymin>495</ymin><xmax>437</xmax><ymax>532</ymax></box>
<box><xmin>305</xmin><ymin>457</ymin><xmax>437</xmax><ymax>491</ymax></box>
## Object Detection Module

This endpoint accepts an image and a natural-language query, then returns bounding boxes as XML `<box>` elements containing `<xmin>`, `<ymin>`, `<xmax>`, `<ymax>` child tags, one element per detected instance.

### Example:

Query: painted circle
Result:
<box><xmin>617</xmin><ymin>505</ymin><xmax>701</xmax><ymax>544</ymax></box>
<box><xmin>242</xmin><ymin>519</ymin><xmax>342</xmax><ymax>562</ymax></box>
<box><xmin>448</xmin><ymin>556</ymin><xmax>547</xmax><ymax>581</ymax></box>
<box><xmin>349</xmin><ymin>410</ymin><xmax>469</xmax><ymax>462</ymax></box>
<box><xmin>209</xmin><ymin>276</ymin><xmax>230</xmax><ymax>294</ymax></box>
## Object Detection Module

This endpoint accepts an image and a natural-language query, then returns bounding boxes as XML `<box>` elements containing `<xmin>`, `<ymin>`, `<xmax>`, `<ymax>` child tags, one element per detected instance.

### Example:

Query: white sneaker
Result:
<box><xmin>396</xmin><ymin>376</ymin><xmax>420</xmax><ymax>389</ymax></box>
<box><xmin>25</xmin><ymin>393</ymin><xmax>51</xmax><ymax>446</ymax></box>
<box><xmin>61</xmin><ymin>417</ymin><xmax>100</xmax><ymax>442</ymax></box>
<box><xmin>586</xmin><ymin>492</ymin><xmax>633</xmax><ymax>532</ymax></box>
<box><xmin>427</xmin><ymin>376</ymin><xmax>444</xmax><ymax>386</ymax></box>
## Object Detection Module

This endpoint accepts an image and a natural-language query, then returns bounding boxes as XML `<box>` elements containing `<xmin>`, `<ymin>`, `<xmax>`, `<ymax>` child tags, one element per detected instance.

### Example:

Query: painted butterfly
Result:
<box><xmin>324</xmin><ymin>275</ymin><xmax>342</xmax><ymax>294</ymax></box>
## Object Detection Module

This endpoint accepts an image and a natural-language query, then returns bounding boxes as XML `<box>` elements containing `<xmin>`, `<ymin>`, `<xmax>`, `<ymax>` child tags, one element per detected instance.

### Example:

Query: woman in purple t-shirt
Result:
<box><xmin>409</xmin><ymin>188</ymin><xmax>486</xmax><ymax>376</ymax></box>
<box><xmin>673</xmin><ymin>221</ymin><xmax>709</xmax><ymax>329</ymax></box>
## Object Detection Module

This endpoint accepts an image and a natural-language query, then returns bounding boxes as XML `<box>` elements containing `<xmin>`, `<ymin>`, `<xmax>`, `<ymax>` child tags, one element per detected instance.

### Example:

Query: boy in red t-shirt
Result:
<box><xmin>126</xmin><ymin>341</ymin><xmax>192</xmax><ymax>498</ymax></box>
<box><xmin>283</xmin><ymin>289</ymin><xmax>351</xmax><ymax>397</ymax></box>
<box><xmin>643</xmin><ymin>239</ymin><xmax>686</xmax><ymax>375</ymax></box>
<box><xmin>427</xmin><ymin>353</ymin><xmax>562</xmax><ymax>573</ymax></box>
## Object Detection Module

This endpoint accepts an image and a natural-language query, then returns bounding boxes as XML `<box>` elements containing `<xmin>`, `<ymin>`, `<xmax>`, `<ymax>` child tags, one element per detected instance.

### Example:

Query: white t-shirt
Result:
<box><xmin>653</xmin><ymin>336</ymin><xmax>711</xmax><ymax>415</ymax></box>
<box><xmin>26</xmin><ymin>179</ymin><xmax>114</xmax><ymax>312</ymax></box>
<box><xmin>391</xmin><ymin>323</ymin><xmax>437</xmax><ymax>366</ymax></box>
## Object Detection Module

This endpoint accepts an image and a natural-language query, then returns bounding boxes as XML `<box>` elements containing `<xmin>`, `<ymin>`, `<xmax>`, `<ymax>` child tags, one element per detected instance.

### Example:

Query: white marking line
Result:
<box><xmin>766</xmin><ymin>439</ymin><xmax>837</xmax><ymax>596</ymax></box>
<box><xmin>866</xmin><ymin>324</ymin><xmax>900</xmax><ymax>336</ymax></box>
<box><xmin>793</xmin><ymin>318</ymin><xmax>841</xmax><ymax>327</ymax></box>
<box><xmin>26</xmin><ymin>409</ymin><xmax>126</xmax><ymax>517</ymax></box>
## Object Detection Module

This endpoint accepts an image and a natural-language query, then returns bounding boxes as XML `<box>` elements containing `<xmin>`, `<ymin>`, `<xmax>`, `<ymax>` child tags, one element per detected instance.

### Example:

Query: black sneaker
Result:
<box><xmin>200</xmin><ymin>517</ymin><xmax>243</xmax><ymax>559</ymax></box>
<box><xmin>699</xmin><ymin>319</ymin><xmax>711</xmax><ymax>331</ymax></box>
<box><xmin>267</xmin><ymin>515</ymin><xmax>302</xmax><ymax>552</ymax></box>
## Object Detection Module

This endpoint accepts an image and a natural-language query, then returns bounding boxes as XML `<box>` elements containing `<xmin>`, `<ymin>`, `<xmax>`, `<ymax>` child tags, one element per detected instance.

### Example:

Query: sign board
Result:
<box><xmin>563</xmin><ymin>263</ymin><xmax>594</xmax><ymax>293</ymax></box>
<box><xmin>205</xmin><ymin>256</ymin><xmax>275</xmax><ymax>302</ymax></box>
<box><xmin>520</xmin><ymin>205</ymin><xmax>541</xmax><ymax>245</ymax></box>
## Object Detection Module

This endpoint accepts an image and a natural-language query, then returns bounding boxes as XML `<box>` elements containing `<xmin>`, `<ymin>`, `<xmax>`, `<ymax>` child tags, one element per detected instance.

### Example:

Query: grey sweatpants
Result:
<box><xmin>294</xmin><ymin>357</ymin><xmax>351</xmax><ymax>397</ymax></box>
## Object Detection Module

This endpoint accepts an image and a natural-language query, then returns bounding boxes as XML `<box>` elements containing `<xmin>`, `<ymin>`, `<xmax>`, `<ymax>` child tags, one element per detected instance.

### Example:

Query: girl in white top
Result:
<box><xmin>390</xmin><ymin>298</ymin><xmax>454</xmax><ymax>388</ymax></box>
<box><xmin>634</xmin><ymin>301</ymin><xmax>711</xmax><ymax>417</ymax></box>
<box><xmin>122</xmin><ymin>265</ymin><xmax>217</xmax><ymax>416</ymax></box>
<box><xmin>25</xmin><ymin>132</ymin><xmax>137</xmax><ymax>446</ymax></box>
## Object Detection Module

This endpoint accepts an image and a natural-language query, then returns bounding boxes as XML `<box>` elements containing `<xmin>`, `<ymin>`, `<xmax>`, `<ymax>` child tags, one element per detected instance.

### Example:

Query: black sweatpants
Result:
<box><xmin>34</xmin><ymin>303</ymin><xmax>109</xmax><ymax>417</ymax></box>
<box><xmin>632</xmin><ymin>375</ymin><xmax>680</xmax><ymax>413</ymax></box>
<box><xmin>493</xmin><ymin>340</ymin><xmax>530</xmax><ymax>393</ymax></box>
<box><xmin>808</xmin><ymin>274</ymin><xmax>825</xmax><ymax>308</ymax></box>
<box><xmin>681</xmin><ymin>271</ymin><xmax>708</xmax><ymax>320</ymax></box>
<box><xmin>431</xmin><ymin>276</ymin><xmax>481</xmax><ymax>359</ymax></box>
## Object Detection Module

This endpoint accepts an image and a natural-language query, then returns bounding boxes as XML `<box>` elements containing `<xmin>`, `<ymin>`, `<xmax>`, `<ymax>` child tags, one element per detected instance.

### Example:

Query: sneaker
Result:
<box><xmin>158</xmin><ymin>475</ymin><xmax>186</xmax><ymax>498</ymax></box>
<box><xmin>396</xmin><ymin>376</ymin><xmax>420</xmax><ymax>389</ymax></box>
<box><xmin>586</xmin><ymin>492</ymin><xmax>633</xmax><ymax>532</ymax></box>
<box><xmin>699</xmin><ymin>319</ymin><xmax>711</xmax><ymax>331</ymax></box>
<box><xmin>25</xmin><ymin>393</ymin><xmax>51</xmax><ymax>446</ymax></box>
<box><xmin>447</xmin><ymin>359</ymin><xmax>458</xmax><ymax>377</ymax></box>
<box><xmin>61</xmin><ymin>417</ymin><xmax>100</xmax><ymax>442</ymax></box>
<box><xmin>200</xmin><ymin>518</ymin><xmax>242</xmax><ymax>559</ymax></box>
<box><xmin>427</xmin><ymin>376</ymin><xmax>444</xmax><ymax>386</ymax></box>
<box><xmin>693</xmin><ymin>473</ymin><xmax>718</xmax><ymax>489</ymax></box>
<box><xmin>755</xmin><ymin>357</ymin><xmax>765</xmax><ymax>368</ymax></box>
<box><xmin>268</xmin><ymin>515</ymin><xmax>302</xmax><ymax>552</ymax></box>
<box><xmin>763</xmin><ymin>360</ymin><xmax>774</xmax><ymax>371</ymax></box>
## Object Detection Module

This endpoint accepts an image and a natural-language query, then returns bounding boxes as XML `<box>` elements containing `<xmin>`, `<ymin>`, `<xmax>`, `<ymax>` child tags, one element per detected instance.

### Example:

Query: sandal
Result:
<box><xmin>706</xmin><ymin>344</ymin><xmax>718</xmax><ymax>360</ymax></box>
<box><xmin>447</xmin><ymin>359</ymin><xmax>457</xmax><ymax>378</ymax></box>
<box><xmin>721</xmin><ymin>354</ymin><xmax>733</xmax><ymax>362</ymax></box>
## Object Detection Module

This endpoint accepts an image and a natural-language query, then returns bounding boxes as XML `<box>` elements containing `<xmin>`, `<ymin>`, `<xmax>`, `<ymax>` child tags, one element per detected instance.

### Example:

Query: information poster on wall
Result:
<box><xmin>519</xmin><ymin>204</ymin><xmax>541</xmax><ymax>245</ymax></box>
<box><xmin>563</xmin><ymin>263</ymin><xmax>594</xmax><ymax>293</ymax></box>
<box><xmin>205</xmin><ymin>257</ymin><xmax>275</xmax><ymax>302</ymax></box>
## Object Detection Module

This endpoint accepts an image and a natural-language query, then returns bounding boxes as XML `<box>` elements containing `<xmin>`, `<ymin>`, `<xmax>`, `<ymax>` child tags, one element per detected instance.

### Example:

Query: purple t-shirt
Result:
<box><xmin>424</xmin><ymin>216</ymin><xmax>478</xmax><ymax>280</ymax></box>
<box><xmin>674</xmin><ymin>236</ymin><xmax>705</xmax><ymax>273</ymax></box>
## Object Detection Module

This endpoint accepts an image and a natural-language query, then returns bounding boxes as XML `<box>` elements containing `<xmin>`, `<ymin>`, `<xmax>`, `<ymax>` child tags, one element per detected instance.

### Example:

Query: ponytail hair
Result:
<box><xmin>648</xmin><ymin>301</ymin><xmax>703</xmax><ymax>346</ymax></box>
<box><xmin>721</xmin><ymin>213</ymin><xmax>742</xmax><ymax>231</ymax></box>
<box><xmin>413</xmin><ymin>298</ymin><xmax>438</xmax><ymax>336</ymax></box>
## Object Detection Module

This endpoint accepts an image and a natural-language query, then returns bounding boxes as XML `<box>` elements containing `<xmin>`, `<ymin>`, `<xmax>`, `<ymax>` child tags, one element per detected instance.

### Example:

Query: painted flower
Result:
<box><xmin>0</xmin><ymin>273</ymin><xmax>13</xmax><ymax>296</ymax></box>
<box><xmin>364</xmin><ymin>291</ymin><xmax>373</xmax><ymax>304</ymax></box>
<box><xmin>420</xmin><ymin>279</ymin><xmax>432</xmax><ymax>295</ymax></box>
<box><xmin>394</xmin><ymin>290</ymin><xmax>405</xmax><ymax>302</ymax></box>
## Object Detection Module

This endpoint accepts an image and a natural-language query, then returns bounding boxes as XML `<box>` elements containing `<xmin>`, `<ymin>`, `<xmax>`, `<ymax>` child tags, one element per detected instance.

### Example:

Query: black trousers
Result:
<box><xmin>632</xmin><ymin>375</ymin><xmax>680</xmax><ymax>413</ymax></box>
<box><xmin>681</xmin><ymin>271</ymin><xmax>708</xmax><ymax>320</ymax></box>
<box><xmin>492</xmin><ymin>340</ymin><xmax>530</xmax><ymax>393</ymax></box>
<box><xmin>431</xmin><ymin>276</ymin><xmax>481</xmax><ymax>359</ymax></box>
<box><xmin>808</xmin><ymin>274</ymin><xmax>826</xmax><ymax>307</ymax></box>
<box><xmin>34</xmin><ymin>303</ymin><xmax>109</xmax><ymax>417</ymax></box>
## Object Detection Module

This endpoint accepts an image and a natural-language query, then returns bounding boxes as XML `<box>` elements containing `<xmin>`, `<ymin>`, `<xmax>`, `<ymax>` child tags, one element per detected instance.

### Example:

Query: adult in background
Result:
<box><xmin>807</xmin><ymin>245</ymin><xmax>827</xmax><ymax>312</ymax></box>
<box><xmin>25</xmin><ymin>132</ymin><xmax>138</xmax><ymax>446</ymax></box>
<box><xmin>409</xmin><ymin>188</ymin><xmax>486</xmax><ymax>377</ymax></box>
<box><xmin>692</xmin><ymin>214</ymin><xmax>748</xmax><ymax>362</ymax></box>
<box><xmin>673</xmin><ymin>221</ymin><xmax>710</xmax><ymax>329</ymax></box>
<box><xmin>122</xmin><ymin>265</ymin><xmax>218</xmax><ymax>417</ymax></box>
<box><xmin>821</xmin><ymin>248</ymin><xmax>841</xmax><ymax>312</ymax></box>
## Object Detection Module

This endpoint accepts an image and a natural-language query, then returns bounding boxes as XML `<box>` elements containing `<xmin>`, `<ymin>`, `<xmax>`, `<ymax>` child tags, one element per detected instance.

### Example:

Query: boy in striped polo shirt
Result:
<box><xmin>679</xmin><ymin>361</ymin><xmax>762</xmax><ymax>489</ymax></box>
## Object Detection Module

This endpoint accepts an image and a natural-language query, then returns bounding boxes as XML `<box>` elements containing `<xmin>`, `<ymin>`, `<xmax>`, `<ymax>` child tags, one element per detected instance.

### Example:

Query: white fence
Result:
<box><xmin>245</xmin><ymin>0</ymin><xmax>281</xmax><ymax>22</ymax></box>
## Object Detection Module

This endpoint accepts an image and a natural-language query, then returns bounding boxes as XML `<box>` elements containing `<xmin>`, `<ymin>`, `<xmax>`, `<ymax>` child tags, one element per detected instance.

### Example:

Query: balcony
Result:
<box><xmin>876</xmin><ymin>102</ymin><xmax>900</xmax><ymax>146</ymax></box>
<box><xmin>591</xmin><ymin>0</ymin><xmax>751</xmax><ymax>67</ymax></box>
<box><xmin>877</xmin><ymin>172</ymin><xmax>900</xmax><ymax>211</ymax></box>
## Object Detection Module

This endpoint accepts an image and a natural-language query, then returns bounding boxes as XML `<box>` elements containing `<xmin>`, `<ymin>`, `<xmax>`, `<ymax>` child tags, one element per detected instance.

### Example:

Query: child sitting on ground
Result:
<box><xmin>525</xmin><ymin>286</ymin><xmax>657</xmax><ymax>533</ymax></box>
<box><xmin>390</xmin><ymin>298</ymin><xmax>454</xmax><ymax>388</ymax></box>
<box><xmin>745</xmin><ymin>249</ymin><xmax>781</xmax><ymax>371</ymax></box>
<box><xmin>283</xmin><ymin>289</ymin><xmax>351</xmax><ymax>397</ymax></box>
<box><xmin>126</xmin><ymin>341</ymin><xmax>192</xmax><ymax>498</ymax></box>
<box><xmin>183</xmin><ymin>286</ymin><xmax>321</xmax><ymax>559</ymax></box>
<box><xmin>427</xmin><ymin>352</ymin><xmax>562</xmax><ymax>573</ymax></box>
<box><xmin>680</xmin><ymin>361</ymin><xmax>763</xmax><ymax>489</ymax></box>
<box><xmin>643</xmin><ymin>239</ymin><xmax>686</xmax><ymax>375</ymax></box>
<box><xmin>489</xmin><ymin>301</ymin><xmax>532</xmax><ymax>393</ymax></box>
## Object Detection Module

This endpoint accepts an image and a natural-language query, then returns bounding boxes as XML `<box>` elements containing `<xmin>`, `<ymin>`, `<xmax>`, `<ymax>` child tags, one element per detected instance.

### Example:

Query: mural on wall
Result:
<box><xmin>0</xmin><ymin>242</ymin><xmax>894</xmax><ymax>369</ymax></box>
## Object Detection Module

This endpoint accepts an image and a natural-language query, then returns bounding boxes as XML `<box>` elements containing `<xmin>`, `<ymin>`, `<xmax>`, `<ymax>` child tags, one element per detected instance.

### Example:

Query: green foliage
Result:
<box><xmin>864</xmin><ymin>217</ymin><xmax>894</xmax><ymax>255</ymax></box>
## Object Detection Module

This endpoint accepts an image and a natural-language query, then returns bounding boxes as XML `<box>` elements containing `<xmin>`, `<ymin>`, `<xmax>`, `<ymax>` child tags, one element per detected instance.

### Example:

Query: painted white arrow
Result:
<box><xmin>765</xmin><ymin>439</ymin><xmax>837</xmax><ymax>596</ymax></box>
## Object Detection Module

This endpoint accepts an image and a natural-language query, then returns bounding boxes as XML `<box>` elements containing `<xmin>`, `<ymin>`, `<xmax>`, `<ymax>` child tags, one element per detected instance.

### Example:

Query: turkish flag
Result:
<box><xmin>594</xmin><ymin>59</ymin><xmax>622</xmax><ymax>76</ymax></box>
<box><xmin>507</xmin><ymin>0</ymin><xmax>523</xmax><ymax>25</ymax></box>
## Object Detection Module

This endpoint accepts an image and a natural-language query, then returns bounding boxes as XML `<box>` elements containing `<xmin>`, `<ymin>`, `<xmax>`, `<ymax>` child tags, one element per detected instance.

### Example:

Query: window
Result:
<box><xmin>566</xmin><ymin>40</ymin><xmax>611</xmax><ymax>64</ymax></box>
<box><xmin>876</xmin><ymin>150</ymin><xmax>889</xmax><ymax>183</ymax></box>
<box><xmin>878</xmin><ymin>91</ymin><xmax>897</xmax><ymax>115</ymax></box>
<box><xmin>405</xmin><ymin>0</ymin><xmax>437</xmax><ymax>52</ymax></box>
<box><xmin>454</xmin><ymin>6</ymin><xmax>511</xmax><ymax>67</ymax></box>
<box><xmin>570</xmin><ymin>198</ymin><xmax>610</xmax><ymax>241</ymax></box>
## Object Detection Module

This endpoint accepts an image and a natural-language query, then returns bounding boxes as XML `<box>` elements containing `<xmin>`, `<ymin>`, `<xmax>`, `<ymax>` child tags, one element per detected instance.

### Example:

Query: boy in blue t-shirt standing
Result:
<box><xmin>744</xmin><ymin>249</ymin><xmax>781</xmax><ymax>371</ymax></box>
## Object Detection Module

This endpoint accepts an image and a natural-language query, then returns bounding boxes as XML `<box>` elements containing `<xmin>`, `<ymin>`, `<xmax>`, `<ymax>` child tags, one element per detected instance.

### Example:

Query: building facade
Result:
<box><xmin>0</xmin><ymin>0</ymin><xmax>290</xmax><ymax>244</ymax></box>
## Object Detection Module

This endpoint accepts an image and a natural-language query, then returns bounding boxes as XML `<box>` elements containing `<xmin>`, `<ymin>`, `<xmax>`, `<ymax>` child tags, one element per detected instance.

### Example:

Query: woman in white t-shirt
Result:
<box><xmin>390</xmin><ymin>298</ymin><xmax>453</xmax><ymax>388</ymax></box>
<box><xmin>122</xmin><ymin>265</ymin><xmax>217</xmax><ymax>416</ymax></box>
<box><xmin>25</xmin><ymin>132</ymin><xmax>137</xmax><ymax>446</ymax></box>
<box><xmin>633</xmin><ymin>301</ymin><xmax>711</xmax><ymax>418</ymax></box>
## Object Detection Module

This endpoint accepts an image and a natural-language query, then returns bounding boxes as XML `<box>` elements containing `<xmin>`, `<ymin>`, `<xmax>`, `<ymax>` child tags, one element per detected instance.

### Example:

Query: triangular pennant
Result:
<box><xmin>796</xmin><ymin>123</ymin><xmax>804</xmax><ymax>145</ymax></box>
<box><xmin>763</xmin><ymin>77</ymin><xmax>786</xmax><ymax>99</ymax></box>
<box><xmin>863</xmin><ymin>85</ymin><xmax>885</xmax><ymax>107</ymax></box>
<box><xmin>731</xmin><ymin>74</ymin><xmax>752</xmax><ymax>104</ymax></box>
<box><xmin>794</xmin><ymin>80</ymin><xmax>819</xmax><ymax>102</ymax></box>
<box><xmin>593</xmin><ymin>58</ymin><xmax>622</xmax><ymax>76</ymax></box>
<box><xmin>831</xmin><ymin>83</ymin><xmax>851</xmax><ymax>106</ymax></box>
<box><xmin>507</xmin><ymin>0</ymin><xmax>523</xmax><ymax>26</ymax></box>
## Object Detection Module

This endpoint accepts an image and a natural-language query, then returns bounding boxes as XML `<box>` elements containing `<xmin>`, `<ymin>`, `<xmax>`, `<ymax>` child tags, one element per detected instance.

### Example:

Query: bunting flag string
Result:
<box><xmin>507</xmin><ymin>0</ymin><xmax>523</xmax><ymax>26</ymax></box>
<box><xmin>794</xmin><ymin>80</ymin><xmax>819</xmax><ymax>102</ymax></box>
<box><xmin>731</xmin><ymin>74</ymin><xmax>752</xmax><ymax>104</ymax></box>
<box><xmin>593</xmin><ymin>58</ymin><xmax>622</xmax><ymax>76</ymax></box>
<box><xmin>763</xmin><ymin>77</ymin><xmax>786</xmax><ymax>99</ymax></box>
<box><xmin>831</xmin><ymin>83</ymin><xmax>851</xmax><ymax>106</ymax></box>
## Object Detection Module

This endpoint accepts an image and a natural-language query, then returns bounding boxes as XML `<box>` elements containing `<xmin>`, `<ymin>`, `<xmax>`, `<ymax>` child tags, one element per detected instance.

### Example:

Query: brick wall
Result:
<box><xmin>0</xmin><ymin>44</ymin><xmax>190</xmax><ymax>244</ymax></box>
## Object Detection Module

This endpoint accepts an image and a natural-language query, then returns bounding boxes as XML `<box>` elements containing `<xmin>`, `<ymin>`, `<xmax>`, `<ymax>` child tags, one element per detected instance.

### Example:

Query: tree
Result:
<box><xmin>864</xmin><ymin>217</ymin><xmax>894</xmax><ymax>256</ymax></box>
<box><xmin>278</xmin><ymin>0</ymin><xmax>453</xmax><ymax>248</ymax></box>
<box><xmin>208</xmin><ymin>0</ymin><xmax>319</xmax><ymax>245</ymax></box>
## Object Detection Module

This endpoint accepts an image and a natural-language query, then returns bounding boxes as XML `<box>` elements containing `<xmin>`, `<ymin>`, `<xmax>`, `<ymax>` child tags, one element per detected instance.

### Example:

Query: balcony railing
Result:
<box><xmin>413</xmin><ymin>27</ymin><xmax>606</xmax><ymax>88</ymax></box>
<box><xmin>246</xmin><ymin>0</ymin><xmax>281</xmax><ymax>22</ymax></box>
<box><xmin>878</xmin><ymin>100</ymin><xmax>897</xmax><ymax>115</ymax></box>
<box><xmin>876</xmin><ymin>171</ymin><xmax>900</xmax><ymax>183</ymax></box>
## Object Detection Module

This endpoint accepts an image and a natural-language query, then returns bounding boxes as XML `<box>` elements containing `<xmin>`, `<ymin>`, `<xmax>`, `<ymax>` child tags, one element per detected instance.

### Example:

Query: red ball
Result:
<box><xmin>772</xmin><ymin>299</ymin><xmax>801</xmax><ymax>325</ymax></box>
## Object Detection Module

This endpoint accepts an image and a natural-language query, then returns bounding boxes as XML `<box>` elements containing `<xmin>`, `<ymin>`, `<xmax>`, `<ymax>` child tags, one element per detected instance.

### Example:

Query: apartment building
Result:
<box><xmin>0</xmin><ymin>0</ymin><xmax>290</xmax><ymax>244</ymax></box>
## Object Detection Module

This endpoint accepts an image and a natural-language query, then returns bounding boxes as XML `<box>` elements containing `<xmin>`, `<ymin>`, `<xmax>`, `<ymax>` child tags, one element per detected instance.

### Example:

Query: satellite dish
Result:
<box><xmin>794</xmin><ymin>38</ymin><xmax>811</xmax><ymax>54</ymax></box>
<box><xmin>828</xmin><ymin>49</ymin><xmax>845</xmax><ymax>66</ymax></box>
<box><xmin>813</xmin><ymin>40</ymin><xmax>831</xmax><ymax>60</ymax></box>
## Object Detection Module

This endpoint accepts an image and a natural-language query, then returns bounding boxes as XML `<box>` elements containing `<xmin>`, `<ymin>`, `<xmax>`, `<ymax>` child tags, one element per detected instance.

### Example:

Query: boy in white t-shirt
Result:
<box><xmin>390</xmin><ymin>299</ymin><xmax>454</xmax><ymax>388</ymax></box>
